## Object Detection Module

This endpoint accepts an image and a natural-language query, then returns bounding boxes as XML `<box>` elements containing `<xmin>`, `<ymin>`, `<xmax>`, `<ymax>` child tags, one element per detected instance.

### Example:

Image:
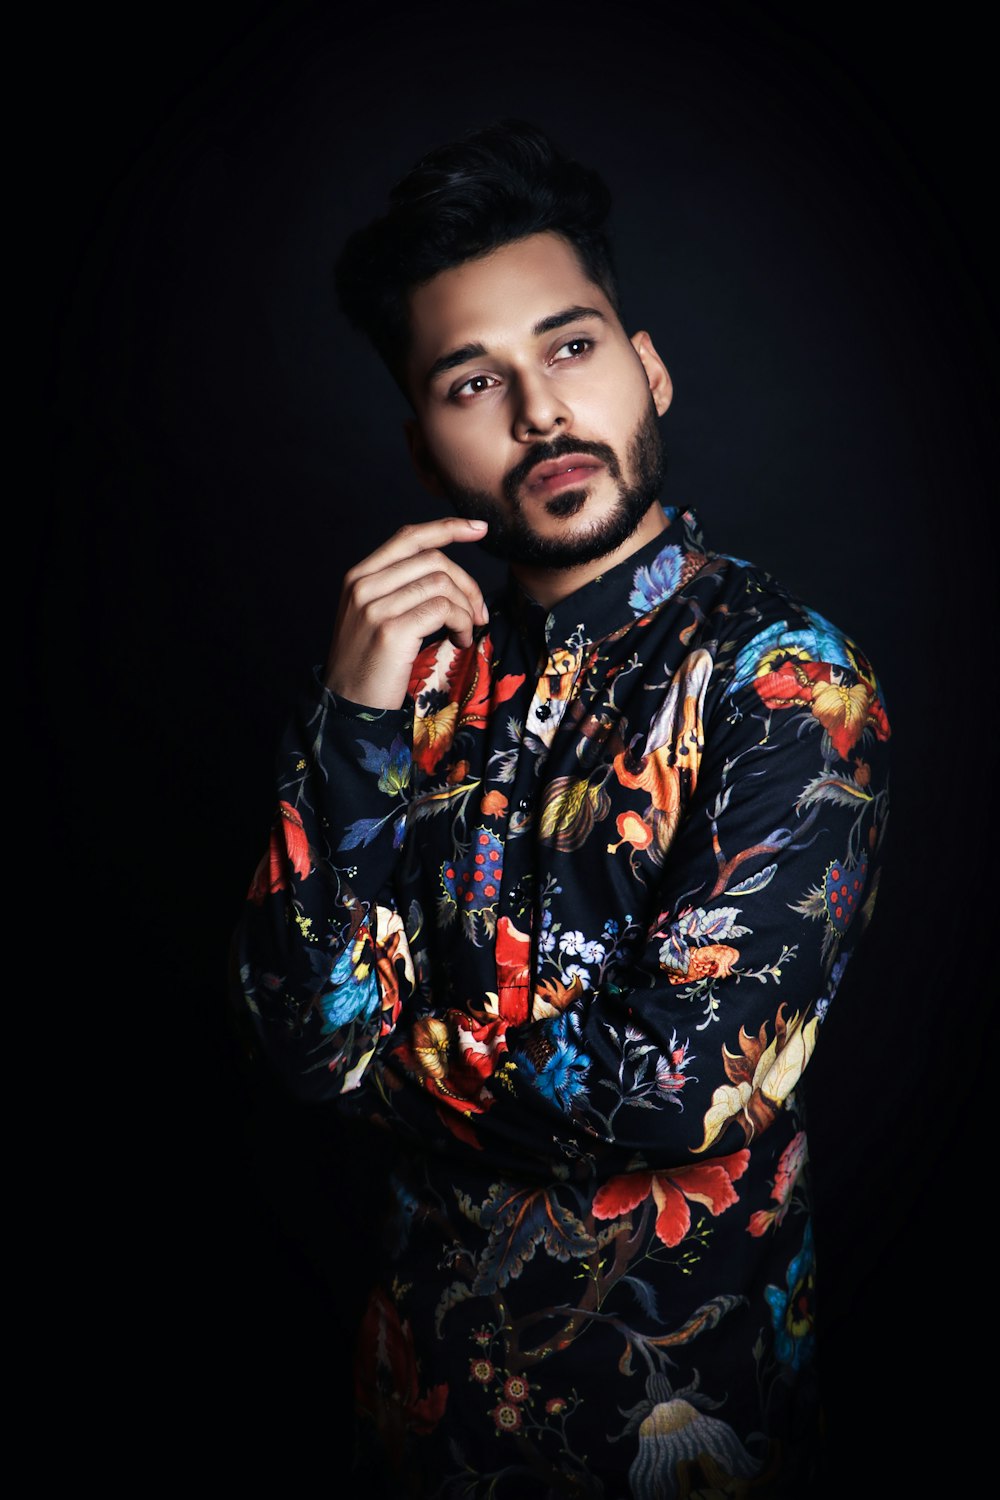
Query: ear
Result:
<box><xmin>404</xmin><ymin>418</ymin><xmax>445</xmax><ymax>498</ymax></box>
<box><xmin>630</xmin><ymin>331</ymin><xmax>673</xmax><ymax>416</ymax></box>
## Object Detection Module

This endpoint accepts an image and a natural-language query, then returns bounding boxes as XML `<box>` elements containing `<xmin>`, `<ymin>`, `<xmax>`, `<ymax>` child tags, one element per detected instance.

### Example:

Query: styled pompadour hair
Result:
<box><xmin>334</xmin><ymin>119</ymin><xmax>619</xmax><ymax>391</ymax></box>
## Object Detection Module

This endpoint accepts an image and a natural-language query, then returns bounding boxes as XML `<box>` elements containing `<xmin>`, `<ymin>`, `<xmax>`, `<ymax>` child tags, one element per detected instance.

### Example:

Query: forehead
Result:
<box><xmin>405</xmin><ymin>232</ymin><xmax>617</xmax><ymax>387</ymax></box>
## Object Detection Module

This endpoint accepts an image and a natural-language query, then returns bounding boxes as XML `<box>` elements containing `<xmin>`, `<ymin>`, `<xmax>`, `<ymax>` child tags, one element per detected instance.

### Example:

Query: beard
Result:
<box><xmin>438</xmin><ymin>398</ymin><xmax>667</xmax><ymax>569</ymax></box>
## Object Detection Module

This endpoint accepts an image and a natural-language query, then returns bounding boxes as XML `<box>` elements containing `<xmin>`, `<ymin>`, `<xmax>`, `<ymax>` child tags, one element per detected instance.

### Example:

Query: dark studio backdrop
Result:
<box><xmin>35</xmin><ymin>1</ymin><xmax>994</xmax><ymax>1489</ymax></box>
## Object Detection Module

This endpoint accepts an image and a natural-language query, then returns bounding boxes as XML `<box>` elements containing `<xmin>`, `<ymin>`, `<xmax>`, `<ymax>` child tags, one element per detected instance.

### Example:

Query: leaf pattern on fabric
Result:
<box><xmin>472</xmin><ymin>1183</ymin><xmax>598</xmax><ymax>1294</ymax></box>
<box><xmin>237</xmin><ymin>506</ymin><xmax>890</xmax><ymax>1494</ymax></box>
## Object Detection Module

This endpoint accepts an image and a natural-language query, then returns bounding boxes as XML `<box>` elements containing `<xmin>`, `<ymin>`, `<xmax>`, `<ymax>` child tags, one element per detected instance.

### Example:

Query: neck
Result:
<box><xmin>510</xmin><ymin>502</ymin><xmax>669</xmax><ymax>608</ymax></box>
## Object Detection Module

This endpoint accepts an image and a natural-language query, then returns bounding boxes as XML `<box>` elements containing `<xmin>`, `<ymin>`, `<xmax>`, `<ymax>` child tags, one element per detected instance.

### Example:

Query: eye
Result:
<box><xmin>451</xmin><ymin>373</ymin><xmax>501</xmax><ymax>400</ymax></box>
<box><xmin>552</xmin><ymin>337</ymin><xmax>594</xmax><ymax>362</ymax></box>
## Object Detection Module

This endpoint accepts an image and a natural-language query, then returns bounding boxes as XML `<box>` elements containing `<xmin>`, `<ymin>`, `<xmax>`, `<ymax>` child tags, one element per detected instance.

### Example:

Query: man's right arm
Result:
<box><xmin>234</xmin><ymin>516</ymin><xmax>490</xmax><ymax>1102</ymax></box>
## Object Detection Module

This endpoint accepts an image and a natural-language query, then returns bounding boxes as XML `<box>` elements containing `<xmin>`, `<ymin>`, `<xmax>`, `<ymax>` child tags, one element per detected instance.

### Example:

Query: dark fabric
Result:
<box><xmin>236</xmin><ymin>506</ymin><xmax>890</xmax><ymax>1496</ymax></box>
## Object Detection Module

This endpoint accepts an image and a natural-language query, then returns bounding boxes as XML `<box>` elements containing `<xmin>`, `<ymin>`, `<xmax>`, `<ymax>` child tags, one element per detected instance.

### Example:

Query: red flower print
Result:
<box><xmin>753</xmin><ymin>658</ymin><xmax>890</xmax><ymax>761</ymax></box>
<box><xmin>592</xmin><ymin>1150</ymin><xmax>750</xmax><ymax>1247</ymax></box>
<box><xmin>752</xmin><ymin>658</ymin><xmax>813</xmax><ymax>713</ymax></box>
<box><xmin>772</xmin><ymin>1130</ymin><xmax>807</xmax><ymax>1201</ymax></box>
<box><xmin>469</xmin><ymin>1357</ymin><xmax>494</xmax><ymax>1384</ymax></box>
<box><xmin>393</xmin><ymin>1010</ymin><xmax>511</xmax><ymax>1119</ymax></box>
<box><xmin>354</xmin><ymin>1286</ymin><xmax>448</xmax><ymax>1461</ymax></box>
<box><xmin>247</xmin><ymin>801</ymin><xmax>311</xmax><ymax>904</ymax></box>
<box><xmin>409</xmin><ymin>637</ymin><xmax>524</xmax><ymax>775</ymax></box>
<box><xmin>494</xmin><ymin>915</ymin><xmax>532</xmax><ymax>1024</ymax></box>
<box><xmin>246</xmin><ymin>851</ymin><xmax>272</xmax><ymax>905</ymax></box>
<box><xmin>503</xmin><ymin>1374</ymin><xmax>530</xmax><ymax>1403</ymax></box>
<box><xmin>748</xmin><ymin>1131</ymin><xmax>807</xmax><ymax>1237</ymax></box>
<box><xmin>490</xmin><ymin>1401</ymin><xmax>523</xmax><ymax>1433</ymax></box>
<box><xmin>277</xmin><ymin>801</ymin><xmax>310</xmax><ymax>879</ymax></box>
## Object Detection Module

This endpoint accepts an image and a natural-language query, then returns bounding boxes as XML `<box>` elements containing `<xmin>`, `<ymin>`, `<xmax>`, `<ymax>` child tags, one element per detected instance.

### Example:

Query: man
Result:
<box><xmin>237</xmin><ymin>121</ymin><xmax>890</xmax><ymax>1497</ymax></box>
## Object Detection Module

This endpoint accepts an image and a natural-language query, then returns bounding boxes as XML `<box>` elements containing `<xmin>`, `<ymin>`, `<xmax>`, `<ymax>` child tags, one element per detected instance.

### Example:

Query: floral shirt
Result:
<box><xmin>237</xmin><ymin>506</ymin><xmax>890</xmax><ymax>1497</ymax></box>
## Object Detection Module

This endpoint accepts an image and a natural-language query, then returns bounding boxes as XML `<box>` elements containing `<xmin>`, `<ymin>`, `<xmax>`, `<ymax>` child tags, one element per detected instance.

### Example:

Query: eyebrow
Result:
<box><xmin>425</xmin><ymin>305</ymin><xmax>607</xmax><ymax>388</ymax></box>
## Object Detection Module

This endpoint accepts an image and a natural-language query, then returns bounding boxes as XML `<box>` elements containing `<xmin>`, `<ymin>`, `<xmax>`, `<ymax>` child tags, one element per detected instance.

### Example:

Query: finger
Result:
<box><xmin>348</xmin><ymin>517</ymin><xmax>488</xmax><ymax>581</ymax></box>
<box><xmin>347</xmin><ymin>551</ymin><xmax>488</xmax><ymax>624</ymax></box>
<box><xmin>364</xmin><ymin>574</ymin><xmax>480</xmax><ymax>640</ymax></box>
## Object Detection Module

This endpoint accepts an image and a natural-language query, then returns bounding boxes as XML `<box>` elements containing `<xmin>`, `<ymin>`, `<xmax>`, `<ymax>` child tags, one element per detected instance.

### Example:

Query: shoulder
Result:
<box><xmin>683</xmin><ymin>555</ymin><xmax>892</xmax><ymax>769</ymax></box>
<box><xmin>690</xmin><ymin>553</ymin><xmax>885</xmax><ymax>702</ymax></box>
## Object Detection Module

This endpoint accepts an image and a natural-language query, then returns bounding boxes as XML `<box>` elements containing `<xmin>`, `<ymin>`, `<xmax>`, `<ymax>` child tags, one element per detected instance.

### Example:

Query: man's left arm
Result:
<box><xmin>503</xmin><ymin>637</ymin><xmax>891</xmax><ymax>1167</ymax></box>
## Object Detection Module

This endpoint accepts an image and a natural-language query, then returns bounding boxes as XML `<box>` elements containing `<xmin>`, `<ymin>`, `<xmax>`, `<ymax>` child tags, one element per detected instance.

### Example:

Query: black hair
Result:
<box><xmin>333</xmin><ymin>119</ymin><xmax>619</xmax><ymax>389</ymax></box>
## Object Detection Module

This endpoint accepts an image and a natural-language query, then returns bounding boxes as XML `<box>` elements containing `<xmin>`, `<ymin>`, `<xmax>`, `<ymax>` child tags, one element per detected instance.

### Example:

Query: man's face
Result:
<box><xmin>404</xmin><ymin>232</ymin><xmax>673</xmax><ymax>569</ymax></box>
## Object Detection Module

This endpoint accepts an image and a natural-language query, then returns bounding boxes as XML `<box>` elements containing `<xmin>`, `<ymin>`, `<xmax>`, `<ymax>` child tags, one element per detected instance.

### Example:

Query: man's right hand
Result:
<box><xmin>323</xmin><ymin>517</ymin><xmax>491</xmax><ymax>710</ymax></box>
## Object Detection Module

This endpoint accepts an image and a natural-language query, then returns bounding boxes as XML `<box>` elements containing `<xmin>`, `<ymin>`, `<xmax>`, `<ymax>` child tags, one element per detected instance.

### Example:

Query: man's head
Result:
<box><xmin>335</xmin><ymin>121</ymin><xmax>672</xmax><ymax>578</ymax></box>
<box><xmin>335</xmin><ymin>120</ymin><xmax>621</xmax><ymax>384</ymax></box>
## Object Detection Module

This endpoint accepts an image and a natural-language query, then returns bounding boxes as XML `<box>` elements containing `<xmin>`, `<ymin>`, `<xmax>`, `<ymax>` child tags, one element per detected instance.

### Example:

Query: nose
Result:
<box><xmin>511</xmin><ymin>369</ymin><xmax>572</xmax><ymax>442</ymax></box>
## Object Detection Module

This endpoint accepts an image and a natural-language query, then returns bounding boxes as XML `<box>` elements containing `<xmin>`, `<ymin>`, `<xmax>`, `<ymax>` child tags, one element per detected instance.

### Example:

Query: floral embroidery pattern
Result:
<box><xmin>238</xmin><ymin>506</ymin><xmax>890</xmax><ymax>1494</ymax></box>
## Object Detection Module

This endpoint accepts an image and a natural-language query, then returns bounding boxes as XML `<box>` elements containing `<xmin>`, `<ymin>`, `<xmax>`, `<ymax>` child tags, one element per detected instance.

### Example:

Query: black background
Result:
<box><xmin>35</xmin><ymin>1</ymin><xmax>995</xmax><ymax>1490</ymax></box>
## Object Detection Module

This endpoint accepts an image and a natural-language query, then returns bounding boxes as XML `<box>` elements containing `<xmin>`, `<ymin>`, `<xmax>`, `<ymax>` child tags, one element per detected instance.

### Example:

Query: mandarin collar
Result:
<box><xmin>504</xmin><ymin>506</ymin><xmax>707</xmax><ymax>652</ymax></box>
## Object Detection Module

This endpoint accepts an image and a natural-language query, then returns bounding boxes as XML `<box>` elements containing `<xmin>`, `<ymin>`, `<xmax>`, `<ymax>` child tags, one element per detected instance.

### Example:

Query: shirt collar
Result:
<box><xmin>505</xmin><ymin>506</ymin><xmax>708</xmax><ymax>652</ymax></box>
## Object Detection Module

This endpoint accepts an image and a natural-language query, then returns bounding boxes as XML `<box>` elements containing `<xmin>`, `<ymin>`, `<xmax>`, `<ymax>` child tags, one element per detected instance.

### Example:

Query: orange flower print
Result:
<box><xmin>613</xmin><ymin>649</ymin><xmax>710</xmax><ymax>812</ymax></box>
<box><xmin>480</xmin><ymin>789</ymin><xmax>508</xmax><ymax>818</ymax></box>
<box><xmin>411</xmin><ymin>700</ymin><xmax>459</xmax><ymax>777</ymax></box>
<box><xmin>666</xmin><ymin>943</ymin><xmax>740</xmax><ymax>985</ymax></box>
<box><xmin>612</xmin><ymin>744</ymin><xmax>681</xmax><ymax>817</ymax></box>
<box><xmin>607</xmin><ymin>809</ymin><xmax>653</xmax><ymax>855</ymax></box>
<box><xmin>809</xmin><ymin>673</ymin><xmax>879</xmax><ymax>760</ymax></box>
<box><xmin>531</xmin><ymin>973</ymin><xmax>584</xmax><ymax>1018</ymax></box>
<box><xmin>753</xmin><ymin>657</ymin><xmax>889</xmax><ymax>761</ymax></box>
<box><xmin>526</xmin><ymin>644</ymin><xmax>582</xmax><ymax>746</ymax></box>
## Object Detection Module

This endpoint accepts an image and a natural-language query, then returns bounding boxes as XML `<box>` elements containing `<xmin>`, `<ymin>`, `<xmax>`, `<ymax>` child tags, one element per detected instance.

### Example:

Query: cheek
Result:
<box><xmin>579</xmin><ymin>362</ymin><xmax>649</xmax><ymax>438</ymax></box>
<box><xmin>426</xmin><ymin>414</ymin><xmax>505</xmax><ymax>490</ymax></box>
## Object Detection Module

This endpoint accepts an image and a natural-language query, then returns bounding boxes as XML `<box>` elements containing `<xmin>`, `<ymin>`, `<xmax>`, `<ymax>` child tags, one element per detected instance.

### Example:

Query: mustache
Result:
<box><xmin>503</xmin><ymin>435</ymin><xmax>622</xmax><ymax>504</ymax></box>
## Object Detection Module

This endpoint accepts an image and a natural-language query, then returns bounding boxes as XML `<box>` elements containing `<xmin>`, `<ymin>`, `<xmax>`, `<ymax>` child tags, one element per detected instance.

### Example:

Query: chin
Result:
<box><xmin>446</xmin><ymin>399</ymin><xmax>667</xmax><ymax>569</ymax></box>
<box><xmin>456</xmin><ymin>490</ymin><xmax>657</xmax><ymax>570</ymax></box>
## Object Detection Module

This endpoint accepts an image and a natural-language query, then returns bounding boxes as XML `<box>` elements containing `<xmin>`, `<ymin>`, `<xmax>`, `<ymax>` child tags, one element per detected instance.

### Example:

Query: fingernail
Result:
<box><xmin>467</xmin><ymin>519</ymin><xmax>488</xmax><ymax>532</ymax></box>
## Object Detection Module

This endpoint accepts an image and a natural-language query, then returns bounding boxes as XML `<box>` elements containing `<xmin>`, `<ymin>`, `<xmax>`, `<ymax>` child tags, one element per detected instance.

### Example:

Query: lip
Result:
<box><xmin>524</xmin><ymin>454</ymin><xmax>604</xmax><ymax>495</ymax></box>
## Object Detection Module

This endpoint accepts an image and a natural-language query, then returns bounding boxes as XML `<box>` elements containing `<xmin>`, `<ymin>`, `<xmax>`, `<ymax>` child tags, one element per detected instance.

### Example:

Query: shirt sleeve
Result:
<box><xmin>234</xmin><ymin>673</ymin><xmax>416</xmax><ymax>1102</ymax></box>
<box><xmin>502</xmin><ymin>638</ymin><xmax>891</xmax><ymax>1167</ymax></box>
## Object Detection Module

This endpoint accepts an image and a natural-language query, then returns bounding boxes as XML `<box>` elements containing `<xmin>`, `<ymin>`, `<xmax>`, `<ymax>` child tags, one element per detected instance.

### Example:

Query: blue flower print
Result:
<box><xmin>319</xmin><ymin>936</ymin><xmax>379</xmax><ymax>1033</ymax></box>
<box><xmin>764</xmin><ymin>1221</ymin><xmax>816</xmax><ymax>1371</ymax></box>
<box><xmin>629</xmin><ymin>544</ymin><xmax>682</xmax><ymax>615</ymax></box>
<box><xmin>513</xmin><ymin>1018</ymin><xmax>591</xmax><ymax>1111</ymax></box>
<box><xmin>356</xmin><ymin>734</ymin><xmax>412</xmax><ymax>796</ymax></box>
